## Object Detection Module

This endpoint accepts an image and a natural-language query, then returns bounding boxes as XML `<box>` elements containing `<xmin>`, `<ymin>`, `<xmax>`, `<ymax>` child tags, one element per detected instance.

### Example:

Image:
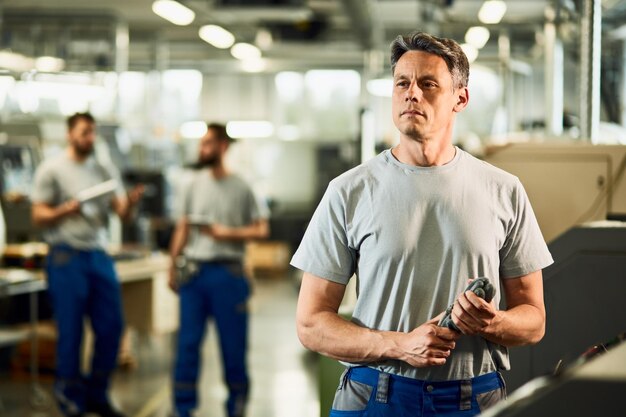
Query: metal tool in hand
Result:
<box><xmin>438</xmin><ymin>277</ymin><xmax>496</xmax><ymax>332</ymax></box>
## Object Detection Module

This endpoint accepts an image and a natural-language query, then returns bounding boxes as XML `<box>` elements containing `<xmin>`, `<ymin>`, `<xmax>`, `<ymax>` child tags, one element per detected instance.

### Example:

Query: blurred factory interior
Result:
<box><xmin>0</xmin><ymin>0</ymin><xmax>626</xmax><ymax>416</ymax></box>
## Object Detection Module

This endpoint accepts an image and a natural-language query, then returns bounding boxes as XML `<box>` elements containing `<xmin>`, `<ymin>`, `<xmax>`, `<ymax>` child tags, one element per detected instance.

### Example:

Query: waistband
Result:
<box><xmin>344</xmin><ymin>366</ymin><xmax>504</xmax><ymax>409</ymax></box>
<box><xmin>194</xmin><ymin>257</ymin><xmax>242</xmax><ymax>266</ymax></box>
<box><xmin>49</xmin><ymin>243</ymin><xmax>105</xmax><ymax>254</ymax></box>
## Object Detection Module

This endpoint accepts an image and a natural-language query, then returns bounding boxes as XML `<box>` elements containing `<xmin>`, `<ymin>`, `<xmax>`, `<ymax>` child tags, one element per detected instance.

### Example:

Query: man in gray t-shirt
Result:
<box><xmin>32</xmin><ymin>112</ymin><xmax>142</xmax><ymax>417</ymax></box>
<box><xmin>168</xmin><ymin>123</ymin><xmax>269</xmax><ymax>417</ymax></box>
<box><xmin>292</xmin><ymin>32</ymin><xmax>553</xmax><ymax>417</ymax></box>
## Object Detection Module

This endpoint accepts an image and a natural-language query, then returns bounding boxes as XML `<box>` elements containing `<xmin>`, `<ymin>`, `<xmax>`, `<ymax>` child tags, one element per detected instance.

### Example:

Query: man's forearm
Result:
<box><xmin>169</xmin><ymin>222</ymin><xmax>189</xmax><ymax>260</ymax></box>
<box><xmin>210</xmin><ymin>220</ymin><xmax>269</xmax><ymax>241</ymax></box>
<box><xmin>32</xmin><ymin>202</ymin><xmax>76</xmax><ymax>227</ymax></box>
<box><xmin>230</xmin><ymin>224</ymin><xmax>268</xmax><ymax>240</ymax></box>
<box><xmin>297</xmin><ymin>273</ymin><xmax>459</xmax><ymax>368</ymax></box>
<box><xmin>480</xmin><ymin>304</ymin><xmax>545</xmax><ymax>346</ymax></box>
<box><xmin>297</xmin><ymin>311</ymin><xmax>402</xmax><ymax>363</ymax></box>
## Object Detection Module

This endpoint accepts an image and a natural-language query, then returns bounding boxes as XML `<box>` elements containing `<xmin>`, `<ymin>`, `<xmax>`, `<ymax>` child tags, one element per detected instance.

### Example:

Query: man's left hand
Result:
<box><xmin>128</xmin><ymin>184</ymin><xmax>145</xmax><ymax>205</ymax></box>
<box><xmin>451</xmin><ymin>291</ymin><xmax>498</xmax><ymax>336</ymax></box>
<box><xmin>201</xmin><ymin>224</ymin><xmax>234</xmax><ymax>240</ymax></box>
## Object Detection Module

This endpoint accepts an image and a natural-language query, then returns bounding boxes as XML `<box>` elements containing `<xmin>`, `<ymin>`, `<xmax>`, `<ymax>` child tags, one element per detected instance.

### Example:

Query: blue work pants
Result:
<box><xmin>329</xmin><ymin>366</ymin><xmax>506</xmax><ymax>417</ymax></box>
<box><xmin>46</xmin><ymin>245</ymin><xmax>124</xmax><ymax>415</ymax></box>
<box><xmin>173</xmin><ymin>261</ymin><xmax>250</xmax><ymax>417</ymax></box>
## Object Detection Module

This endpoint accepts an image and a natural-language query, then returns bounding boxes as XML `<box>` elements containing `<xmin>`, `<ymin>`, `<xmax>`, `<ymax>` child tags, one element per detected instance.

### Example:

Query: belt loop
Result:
<box><xmin>338</xmin><ymin>368</ymin><xmax>351</xmax><ymax>390</ymax></box>
<box><xmin>497</xmin><ymin>371</ymin><xmax>508</xmax><ymax>397</ymax></box>
<box><xmin>459</xmin><ymin>379</ymin><xmax>472</xmax><ymax>411</ymax></box>
<box><xmin>375</xmin><ymin>372</ymin><xmax>389</xmax><ymax>403</ymax></box>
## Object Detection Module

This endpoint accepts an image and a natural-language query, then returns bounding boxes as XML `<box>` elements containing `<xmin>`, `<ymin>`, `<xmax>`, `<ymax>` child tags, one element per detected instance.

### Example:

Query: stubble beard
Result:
<box><xmin>72</xmin><ymin>143</ymin><xmax>93</xmax><ymax>158</ymax></box>
<box><xmin>401</xmin><ymin>124</ymin><xmax>426</xmax><ymax>144</ymax></box>
<box><xmin>198</xmin><ymin>154</ymin><xmax>220</xmax><ymax>168</ymax></box>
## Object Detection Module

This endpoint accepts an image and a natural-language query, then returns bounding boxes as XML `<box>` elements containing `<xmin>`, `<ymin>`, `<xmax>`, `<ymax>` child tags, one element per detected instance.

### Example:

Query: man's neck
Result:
<box><xmin>208</xmin><ymin>163</ymin><xmax>229</xmax><ymax>179</ymax></box>
<box><xmin>392</xmin><ymin>137</ymin><xmax>455</xmax><ymax>167</ymax></box>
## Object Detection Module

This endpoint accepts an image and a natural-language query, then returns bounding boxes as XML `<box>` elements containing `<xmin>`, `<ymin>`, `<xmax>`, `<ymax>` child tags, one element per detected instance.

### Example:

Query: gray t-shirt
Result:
<box><xmin>32</xmin><ymin>153</ymin><xmax>125</xmax><ymax>250</ymax></box>
<box><xmin>180</xmin><ymin>171</ymin><xmax>268</xmax><ymax>261</ymax></box>
<box><xmin>291</xmin><ymin>147</ymin><xmax>554</xmax><ymax>381</ymax></box>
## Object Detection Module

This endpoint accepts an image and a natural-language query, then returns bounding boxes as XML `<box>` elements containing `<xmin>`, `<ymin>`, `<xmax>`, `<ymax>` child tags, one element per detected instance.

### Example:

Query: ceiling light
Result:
<box><xmin>241</xmin><ymin>59</ymin><xmax>266</xmax><ymax>73</ymax></box>
<box><xmin>461</xmin><ymin>43</ymin><xmax>479</xmax><ymax>63</ymax></box>
<box><xmin>152</xmin><ymin>0</ymin><xmax>195</xmax><ymax>26</ymax></box>
<box><xmin>180</xmin><ymin>121</ymin><xmax>207</xmax><ymax>139</ymax></box>
<box><xmin>199</xmin><ymin>25</ymin><xmax>235</xmax><ymax>49</ymax></box>
<box><xmin>465</xmin><ymin>26</ymin><xmax>490</xmax><ymax>49</ymax></box>
<box><xmin>35</xmin><ymin>56</ymin><xmax>65</xmax><ymax>72</ymax></box>
<box><xmin>366</xmin><ymin>78</ymin><xmax>392</xmax><ymax>97</ymax></box>
<box><xmin>226</xmin><ymin>121</ymin><xmax>274</xmax><ymax>139</ymax></box>
<box><xmin>478</xmin><ymin>0</ymin><xmax>507</xmax><ymax>24</ymax></box>
<box><xmin>231</xmin><ymin>43</ymin><xmax>261</xmax><ymax>61</ymax></box>
<box><xmin>255</xmin><ymin>29</ymin><xmax>273</xmax><ymax>50</ymax></box>
<box><xmin>0</xmin><ymin>51</ymin><xmax>35</xmax><ymax>72</ymax></box>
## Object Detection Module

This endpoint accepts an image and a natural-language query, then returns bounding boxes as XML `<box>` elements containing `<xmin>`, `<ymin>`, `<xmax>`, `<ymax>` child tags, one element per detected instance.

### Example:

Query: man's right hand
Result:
<box><xmin>168</xmin><ymin>266</ymin><xmax>179</xmax><ymax>293</ymax></box>
<box><xmin>60</xmin><ymin>200</ymin><xmax>81</xmax><ymax>217</ymax></box>
<box><xmin>396</xmin><ymin>319</ymin><xmax>461</xmax><ymax>368</ymax></box>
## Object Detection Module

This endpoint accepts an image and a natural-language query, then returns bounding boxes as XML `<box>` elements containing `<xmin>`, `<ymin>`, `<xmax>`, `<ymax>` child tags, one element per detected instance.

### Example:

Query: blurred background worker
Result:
<box><xmin>31</xmin><ymin>112</ymin><xmax>143</xmax><ymax>417</ymax></box>
<box><xmin>168</xmin><ymin>122</ymin><xmax>269</xmax><ymax>417</ymax></box>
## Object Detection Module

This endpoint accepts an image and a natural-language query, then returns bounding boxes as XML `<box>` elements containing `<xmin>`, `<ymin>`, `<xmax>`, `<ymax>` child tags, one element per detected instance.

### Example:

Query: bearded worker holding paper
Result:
<box><xmin>31</xmin><ymin>112</ymin><xmax>143</xmax><ymax>417</ymax></box>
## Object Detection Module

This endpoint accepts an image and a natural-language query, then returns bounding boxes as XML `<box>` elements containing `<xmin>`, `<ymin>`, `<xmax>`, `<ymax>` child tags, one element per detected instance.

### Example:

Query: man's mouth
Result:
<box><xmin>401</xmin><ymin>109</ymin><xmax>424</xmax><ymax>117</ymax></box>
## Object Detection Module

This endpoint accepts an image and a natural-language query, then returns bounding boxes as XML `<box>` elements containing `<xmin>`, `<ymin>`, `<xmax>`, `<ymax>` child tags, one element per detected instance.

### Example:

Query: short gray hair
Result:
<box><xmin>390</xmin><ymin>31</ymin><xmax>469</xmax><ymax>89</ymax></box>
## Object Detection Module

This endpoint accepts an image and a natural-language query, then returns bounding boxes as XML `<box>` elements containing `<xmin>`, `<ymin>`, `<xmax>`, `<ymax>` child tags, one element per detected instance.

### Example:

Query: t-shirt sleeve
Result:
<box><xmin>290</xmin><ymin>181</ymin><xmax>356</xmax><ymax>285</ymax></box>
<box><xmin>31</xmin><ymin>163</ymin><xmax>57</xmax><ymax>204</ymax></box>
<box><xmin>246</xmin><ymin>186</ymin><xmax>269</xmax><ymax>222</ymax></box>
<box><xmin>499</xmin><ymin>179</ymin><xmax>554</xmax><ymax>278</ymax></box>
<box><xmin>177</xmin><ymin>178</ymin><xmax>194</xmax><ymax>218</ymax></box>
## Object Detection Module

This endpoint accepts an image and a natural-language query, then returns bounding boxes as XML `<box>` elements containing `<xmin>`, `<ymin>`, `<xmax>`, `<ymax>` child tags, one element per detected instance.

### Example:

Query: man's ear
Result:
<box><xmin>453</xmin><ymin>87</ymin><xmax>469</xmax><ymax>113</ymax></box>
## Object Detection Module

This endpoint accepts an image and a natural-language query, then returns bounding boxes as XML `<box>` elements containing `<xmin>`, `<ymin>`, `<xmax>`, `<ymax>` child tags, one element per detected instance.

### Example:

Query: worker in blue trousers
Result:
<box><xmin>168</xmin><ymin>122</ymin><xmax>269</xmax><ymax>417</ymax></box>
<box><xmin>294</xmin><ymin>31</ymin><xmax>553</xmax><ymax>417</ymax></box>
<box><xmin>32</xmin><ymin>112</ymin><xmax>143</xmax><ymax>417</ymax></box>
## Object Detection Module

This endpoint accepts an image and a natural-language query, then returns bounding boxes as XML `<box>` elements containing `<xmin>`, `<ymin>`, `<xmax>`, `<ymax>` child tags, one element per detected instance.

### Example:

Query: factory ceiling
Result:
<box><xmin>1</xmin><ymin>0</ymin><xmax>626</xmax><ymax>72</ymax></box>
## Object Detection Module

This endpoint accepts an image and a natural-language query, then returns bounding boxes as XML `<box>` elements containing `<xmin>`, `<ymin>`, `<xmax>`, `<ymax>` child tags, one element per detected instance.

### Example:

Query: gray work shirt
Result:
<box><xmin>291</xmin><ymin>147</ymin><xmax>554</xmax><ymax>381</ymax></box>
<box><xmin>31</xmin><ymin>153</ymin><xmax>125</xmax><ymax>250</ymax></box>
<box><xmin>180</xmin><ymin>170</ymin><xmax>268</xmax><ymax>261</ymax></box>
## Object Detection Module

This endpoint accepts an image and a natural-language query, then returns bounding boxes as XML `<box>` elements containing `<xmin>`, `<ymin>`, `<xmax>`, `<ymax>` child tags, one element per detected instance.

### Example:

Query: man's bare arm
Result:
<box><xmin>168</xmin><ymin>217</ymin><xmax>190</xmax><ymax>292</ymax></box>
<box><xmin>202</xmin><ymin>219</ymin><xmax>269</xmax><ymax>241</ymax></box>
<box><xmin>296</xmin><ymin>272</ymin><xmax>460</xmax><ymax>367</ymax></box>
<box><xmin>111</xmin><ymin>185</ymin><xmax>144</xmax><ymax>222</ymax></box>
<box><xmin>452</xmin><ymin>270</ymin><xmax>545</xmax><ymax>346</ymax></box>
<box><xmin>32</xmin><ymin>201</ymin><xmax>81</xmax><ymax>227</ymax></box>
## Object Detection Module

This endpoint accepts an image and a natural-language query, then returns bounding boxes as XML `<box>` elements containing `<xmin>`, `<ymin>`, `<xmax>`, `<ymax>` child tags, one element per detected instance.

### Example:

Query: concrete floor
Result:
<box><xmin>0</xmin><ymin>277</ymin><xmax>319</xmax><ymax>417</ymax></box>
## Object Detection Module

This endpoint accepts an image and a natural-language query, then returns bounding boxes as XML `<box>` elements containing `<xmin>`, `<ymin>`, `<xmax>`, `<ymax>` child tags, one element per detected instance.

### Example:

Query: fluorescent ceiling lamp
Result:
<box><xmin>59</xmin><ymin>97</ymin><xmax>88</xmax><ymax>116</ymax></box>
<box><xmin>465</xmin><ymin>26</ymin><xmax>490</xmax><ymax>49</ymax></box>
<box><xmin>478</xmin><ymin>0</ymin><xmax>507</xmax><ymax>24</ymax></box>
<box><xmin>199</xmin><ymin>25</ymin><xmax>235</xmax><ymax>49</ymax></box>
<box><xmin>226</xmin><ymin>121</ymin><xmax>274</xmax><ymax>139</ymax></box>
<box><xmin>34</xmin><ymin>82</ymin><xmax>105</xmax><ymax>101</ymax></box>
<box><xmin>366</xmin><ymin>78</ymin><xmax>392</xmax><ymax>97</ymax></box>
<box><xmin>35</xmin><ymin>56</ymin><xmax>65</xmax><ymax>72</ymax></box>
<box><xmin>231</xmin><ymin>43</ymin><xmax>261</xmax><ymax>61</ymax></box>
<box><xmin>255</xmin><ymin>29</ymin><xmax>273</xmax><ymax>50</ymax></box>
<box><xmin>152</xmin><ymin>0</ymin><xmax>195</xmax><ymax>26</ymax></box>
<box><xmin>180</xmin><ymin>121</ymin><xmax>207</xmax><ymax>139</ymax></box>
<box><xmin>0</xmin><ymin>51</ymin><xmax>35</xmax><ymax>72</ymax></box>
<box><xmin>241</xmin><ymin>59</ymin><xmax>266</xmax><ymax>73</ymax></box>
<box><xmin>461</xmin><ymin>43</ymin><xmax>479</xmax><ymax>63</ymax></box>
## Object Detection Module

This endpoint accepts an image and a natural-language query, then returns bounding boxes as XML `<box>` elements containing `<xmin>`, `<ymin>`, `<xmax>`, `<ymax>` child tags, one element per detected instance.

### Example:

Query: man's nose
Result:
<box><xmin>405</xmin><ymin>83</ymin><xmax>422</xmax><ymax>102</ymax></box>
